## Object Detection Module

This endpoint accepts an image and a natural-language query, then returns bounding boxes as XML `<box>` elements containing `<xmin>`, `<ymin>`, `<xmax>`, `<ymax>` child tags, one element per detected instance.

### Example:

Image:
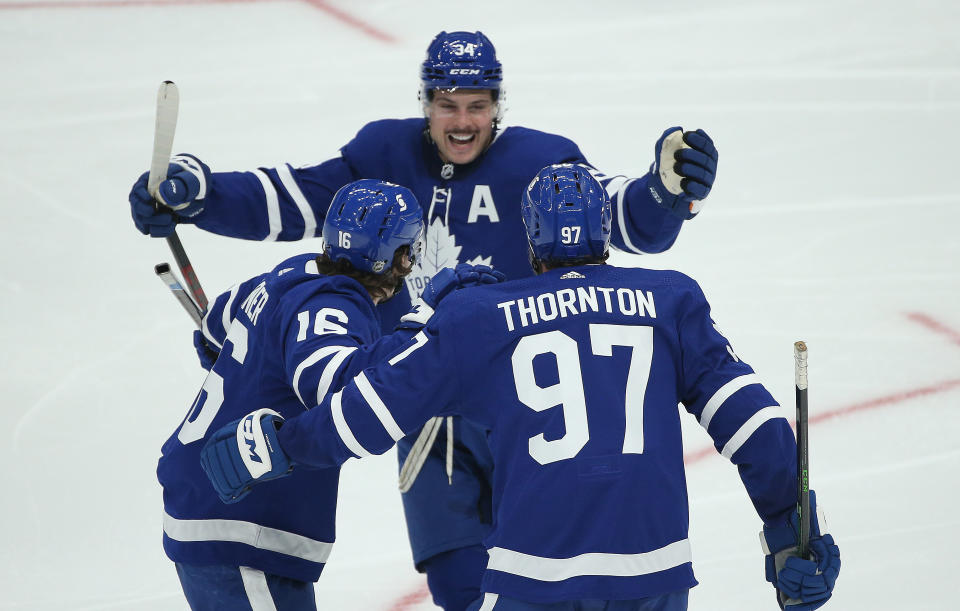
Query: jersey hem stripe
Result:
<box><xmin>486</xmin><ymin>539</ymin><xmax>692</xmax><ymax>582</ymax></box>
<box><xmin>162</xmin><ymin>511</ymin><xmax>333</xmax><ymax>564</ymax></box>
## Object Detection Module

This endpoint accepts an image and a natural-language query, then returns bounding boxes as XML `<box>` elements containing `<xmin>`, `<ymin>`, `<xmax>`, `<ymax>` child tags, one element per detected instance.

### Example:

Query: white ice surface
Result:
<box><xmin>1</xmin><ymin>0</ymin><xmax>959</xmax><ymax>609</ymax></box>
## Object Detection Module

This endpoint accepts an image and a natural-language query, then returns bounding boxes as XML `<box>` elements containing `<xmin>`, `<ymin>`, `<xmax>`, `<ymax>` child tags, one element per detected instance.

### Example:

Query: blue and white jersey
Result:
<box><xmin>277</xmin><ymin>264</ymin><xmax>798</xmax><ymax>602</ymax></box>
<box><xmin>157</xmin><ymin>253</ymin><xmax>416</xmax><ymax>583</ymax></box>
<box><xmin>188</xmin><ymin>118</ymin><xmax>684</xmax><ymax>331</ymax></box>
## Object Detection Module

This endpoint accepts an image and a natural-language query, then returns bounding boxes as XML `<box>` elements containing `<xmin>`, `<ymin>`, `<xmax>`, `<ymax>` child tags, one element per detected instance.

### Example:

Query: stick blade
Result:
<box><xmin>147</xmin><ymin>81</ymin><xmax>179</xmax><ymax>199</ymax></box>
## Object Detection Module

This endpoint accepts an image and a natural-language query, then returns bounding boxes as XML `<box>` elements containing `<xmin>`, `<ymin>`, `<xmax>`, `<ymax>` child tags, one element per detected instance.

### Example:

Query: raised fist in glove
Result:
<box><xmin>200</xmin><ymin>408</ymin><xmax>294</xmax><ymax>504</ymax></box>
<box><xmin>129</xmin><ymin>153</ymin><xmax>211</xmax><ymax>237</ymax></box>
<box><xmin>400</xmin><ymin>263</ymin><xmax>506</xmax><ymax>328</ymax></box>
<box><xmin>648</xmin><ymin>127</ymin><xmax>718</xmax><ymax>220</ymax></box>
<box><xmin>760</xmin><ymin>490</ymin><xmax>841</xmax><ymax>610</ymax></box>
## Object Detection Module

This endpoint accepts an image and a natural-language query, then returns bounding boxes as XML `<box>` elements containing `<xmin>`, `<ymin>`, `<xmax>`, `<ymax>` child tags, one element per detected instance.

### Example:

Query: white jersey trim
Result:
<box><xmin>354</xmin><ymin>371</ymin><xmax>405</xmax><ymax>441</ymax></box>
<box><xmin>276</xmin><ymin>163</ymin><xmax>317</xmax><ymax>240</ymax></box>
<box><xmin>477</xmin><ymin>593</ymin><xmax>500</xmax><ymax>611</ymax></box>
<box><xmin>291</xmin><ymin>345</ymin><xmax>357</xmax><ymax>408</ymax></box>
<box><xmin>252</xmin><ymin>169</ymin><xmax>282</xmax><ymax>241</ymax></box>
<box><xmin>699</xmin><ymin>373</ymin><xmax>762</xmax><ymax>430</ymax></box>
<box><xmin>201</xmin><ymin>311</ymin><xmax>222</xmax><ymax>351</ymax></box>
<box><xmin>331</xmin><ymin>391</ymin><xmax>371</xmax><ymax>458</ymax></box>
<box><xmin>239</xmin><ymin>567</ymin><xmax>278</xmax><ymax>611</ymax></box>
<box><xmin>721</xmin><ymin>406</ymin><xmax>783</xmax><ymax>459</ymax></box>
<box><xmin>163</xmin><ymin>511</ymin><xmax>333</xmax><ymax>564</ymax></box>
<box><xmin>486</xmin><ymin>539</ymin><xmax>692</xmax><ymax>582</ymax></box>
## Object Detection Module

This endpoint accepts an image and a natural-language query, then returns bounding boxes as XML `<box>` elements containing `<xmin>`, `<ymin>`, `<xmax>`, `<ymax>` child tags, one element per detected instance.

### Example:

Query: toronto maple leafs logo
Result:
<box><xmin>406</xmin><ymin>218</ymin><xmax>493</xmax><ymax>298</ymax></box>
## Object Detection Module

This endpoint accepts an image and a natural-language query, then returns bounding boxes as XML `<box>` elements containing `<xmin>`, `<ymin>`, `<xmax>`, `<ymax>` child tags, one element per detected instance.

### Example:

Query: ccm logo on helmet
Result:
<box><xmin>449</xmin><ymin>69</ymin><xmax>481</xmax><ymax>75</ymax></box>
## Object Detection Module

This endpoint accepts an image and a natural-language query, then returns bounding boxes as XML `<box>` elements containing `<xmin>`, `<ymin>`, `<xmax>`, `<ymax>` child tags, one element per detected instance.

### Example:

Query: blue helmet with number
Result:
<box><xmin>420</xmin><ymin>31</ymin><xmax>503</xmax><ymax>100</ymax></box>
<box><xmin>521</xmin><ymin>164</ymin><xmax>611</xmax><ymax>263</ymax></box>
<box><xmin>322</xmin><ymin>179</ymin><xmax>424</xmax><ymax>274</ymax></box>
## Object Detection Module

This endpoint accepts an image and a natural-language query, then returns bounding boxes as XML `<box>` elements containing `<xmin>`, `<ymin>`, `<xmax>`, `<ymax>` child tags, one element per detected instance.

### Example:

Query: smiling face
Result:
<box><xmin>426</xmin><ymin>89</ymin><xmax>498</xmax><ymax>165</ymax></box>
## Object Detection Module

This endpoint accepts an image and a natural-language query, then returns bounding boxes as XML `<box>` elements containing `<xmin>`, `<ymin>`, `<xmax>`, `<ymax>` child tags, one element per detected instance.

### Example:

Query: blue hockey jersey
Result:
<box><xmin>185</xmin><ymin>119</ymin><xmax>684</xmax><ymax>331</ymax></box>
<box><xmin>276</xmin><ymin>264</ymin><xmax>798</xmax><ymax>602</ymax></box>
<box><xmin>157</xmin><ymin>253</ymin><xmax>416</xmax><ymax>582</ymax></box>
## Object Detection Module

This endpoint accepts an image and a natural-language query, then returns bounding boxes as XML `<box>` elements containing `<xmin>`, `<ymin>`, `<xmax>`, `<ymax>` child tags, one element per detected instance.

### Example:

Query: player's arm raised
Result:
<box><xmin>129</xmin><ymin>155</ymin><xmax>356</xmax><ymax>241</ymax></box>
<box><xmin>577</xmin><ymin>128</ymin><xmax>717</xmax><ymax>255</ymax></box>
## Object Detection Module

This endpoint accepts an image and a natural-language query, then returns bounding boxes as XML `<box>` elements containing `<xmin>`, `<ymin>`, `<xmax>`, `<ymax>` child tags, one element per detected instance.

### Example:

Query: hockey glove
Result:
<box><xmin>192</xmin><ymin>329</ymin><xmax>220</xmax><ymax>371</ymax></box>
<box><xmin>129</xmin><ymin>153</ymin><xmax>211</xmax><ymax>237</ymax></box>
<box><xmin>399</xmin><ymin>264</ymin><xmax>506</xmax><ymax>328</ymax></box>
<box><xmin>760</xmin><ymin>490</ymin><xmax>841</xmax><ymax>610</ymax></box>
<box><xmin>647</xmin><ymin>127</ymin><xmax>718</xmax><ymax>220</ymax></box>
<box><xmin>200</xmin><ymin>409</ymin><xmax>294</xmax><ymax>504</ymax></box>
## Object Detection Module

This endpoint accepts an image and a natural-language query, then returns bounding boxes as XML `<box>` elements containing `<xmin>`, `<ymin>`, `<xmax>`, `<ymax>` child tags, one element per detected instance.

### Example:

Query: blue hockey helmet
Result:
<box><xmin>322</xmin><ymin>180</ymin><xmax>424</xmax><ymax>274</ymax></box>
<box><xmin>521</xmin><ymin>164</ymin><xmax>612</xmax><ymax>263</ymax></box>
<box><xmin>420</xmin><ymin>31</ymin><xmax>503</xmax><ymax>100</ymax></box>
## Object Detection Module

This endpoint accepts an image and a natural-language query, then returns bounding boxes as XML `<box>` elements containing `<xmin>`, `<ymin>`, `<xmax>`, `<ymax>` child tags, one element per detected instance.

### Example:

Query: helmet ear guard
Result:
<box><xmin>521</xmin><ymin>164</ymin><xmax>612</xmax><ymax>268</ymax></box>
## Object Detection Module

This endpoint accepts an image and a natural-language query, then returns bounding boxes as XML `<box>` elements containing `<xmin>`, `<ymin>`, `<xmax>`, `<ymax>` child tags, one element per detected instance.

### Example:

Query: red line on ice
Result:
<box><xmin>905</xmin><ymin>311</ymin><xmax>960</xmax><ymax>347</ymax></box>
<box><xmin>0</xmin><ymin>0</ymin><xmax>279</xmax><ymax>8</ymax></box>
<box><xmin>684</xmin><ymin>377</ymin><xmax>960</xmax><ymax>465</ymax></box>
<box><xmin>387</xmin><ymin>582</ymin><xmax>430</xmax><ymax>611</ymax></box>
<box><xmin>0</xmin><ymin>0</ymin><xmax>397</xmax><ymax>44</ymax></box>
<box><xmin>299</xmin><ymin>0</ymin><xmax>397</xmax><ymax>43</ymax></box>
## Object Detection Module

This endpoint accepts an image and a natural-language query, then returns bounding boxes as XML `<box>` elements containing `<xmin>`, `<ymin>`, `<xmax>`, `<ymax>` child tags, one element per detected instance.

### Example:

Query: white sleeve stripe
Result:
<box><xmin>388</xmin><ymin>331</ymin><xmax>428</xmax><ymax>365</ymax></box>
<box><xmin>202</xmin><ymin>283</ymin><xmax>241</xmax><ymax>350</ymax></box>
<box><xmin>331</xmin><ymin>391</ymin><xmax>371</xmax><ymax>458</ymax></box>
<box><xmin>615</xmin><ymin>178</ymin><xmax>647</xmax><ymax>254</ymax></box>
<box><xmin>699</xmin><ymin>373</ymin><xmax>762</xmax><ymax>430</ymax></box>
<box><xmin>276</xmin><ymin>163</ymin><xmax>317</xmax><ymax>240</ymax></box>
<box><xmin>720</xmin><ymin>406</ymin><xmax>783</xmax><ymax>459</ymax></box>
<box><xmin>314</xmin><ymin>347</ymin><xmax>356</xmax><ymax>406</ymax></box>
<box><xmin>221</xmin><ymin>284</ymin><xmax>241</xmax><ymax>335</ymax></box>
<box><xmin>201</xmin><ymin>313</ymin><xmax>222</xmax><ymax>350</ymax></box>
<box><xmin>291</xmin><ymin>345</ymin><xmax>356</xmax><ymax>407</ymax></box>
<box><xmin>354</xmin><ymin>371</ymin><xmax>405</xmax><ymax>441</ymax></box>
<box><xmin>252</xmin><ymin>169</ymin><xmax>282</xmax><ymax>241</ymax></box>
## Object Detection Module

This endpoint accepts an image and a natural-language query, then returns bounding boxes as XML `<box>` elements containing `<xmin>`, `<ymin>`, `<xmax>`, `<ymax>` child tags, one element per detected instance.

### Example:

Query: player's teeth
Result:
<box><xmin>450</xmin><ymin>134</ymin><xmax>474</xmax><ymax>142</ymax></box>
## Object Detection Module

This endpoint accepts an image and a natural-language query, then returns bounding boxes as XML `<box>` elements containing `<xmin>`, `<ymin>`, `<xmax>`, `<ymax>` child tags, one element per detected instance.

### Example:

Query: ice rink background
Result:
<box><xmin>2</xmin><ymin>0</ymin><xmax>959</xmax><ymax>609</ymax></box>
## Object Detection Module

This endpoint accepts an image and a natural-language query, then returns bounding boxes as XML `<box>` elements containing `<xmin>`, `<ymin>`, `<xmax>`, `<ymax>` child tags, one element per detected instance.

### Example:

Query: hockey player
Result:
<box><xmin>201</xmin><ymin>165</ymin><xmax>841</xmax><ymax>611</ymax></box>
<box><xmin>157</xmin><ymin>179</ymin><xmax>503</xmax><ymax>610</ymax></box>
<box><xmin>130</xmin><ymin>31</ymin><xmax>720</xmax><ymax>609</ymax></box>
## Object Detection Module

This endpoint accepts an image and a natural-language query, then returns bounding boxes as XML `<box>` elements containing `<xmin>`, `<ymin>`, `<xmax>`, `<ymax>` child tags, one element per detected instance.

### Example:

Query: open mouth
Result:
<box><xmin>447</xmin><ymin>133</ymin><xmax>477</xmax><ymax>147</ymax></box>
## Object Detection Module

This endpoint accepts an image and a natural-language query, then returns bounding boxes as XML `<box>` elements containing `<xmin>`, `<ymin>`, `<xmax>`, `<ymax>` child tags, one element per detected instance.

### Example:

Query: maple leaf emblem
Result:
<box><xmin>405</xmin><ymin>218</ymin><xmax>493</xmax><ymax>298</ymax></box>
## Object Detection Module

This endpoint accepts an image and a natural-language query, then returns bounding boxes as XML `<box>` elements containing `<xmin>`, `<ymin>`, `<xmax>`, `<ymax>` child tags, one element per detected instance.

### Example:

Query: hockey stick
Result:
<box><xmin>794</xmin><ymin>341</ymin><xmax>811</xmax><ymax>559</ymax></box>
<box><xmin>155</xmin><ymin>263</ymin><xmax>203</xmax><ymax>328</ymax></box>
<box><xmin>398</xmin><ymin>416</ymin><xmax>445</xmax><ymax>492</ymax></box>
<box><xmin>148</xmin><ymin>80</ymin><xmax>209</xmax><ymax>311</ymax></box>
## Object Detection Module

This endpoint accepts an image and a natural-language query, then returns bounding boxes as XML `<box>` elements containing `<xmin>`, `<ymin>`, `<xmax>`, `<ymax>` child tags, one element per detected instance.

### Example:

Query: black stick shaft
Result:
<box><xmin>794</xmin><ymin>341</ymin><xmax>811</xmax><ymax>559</ymax></box>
